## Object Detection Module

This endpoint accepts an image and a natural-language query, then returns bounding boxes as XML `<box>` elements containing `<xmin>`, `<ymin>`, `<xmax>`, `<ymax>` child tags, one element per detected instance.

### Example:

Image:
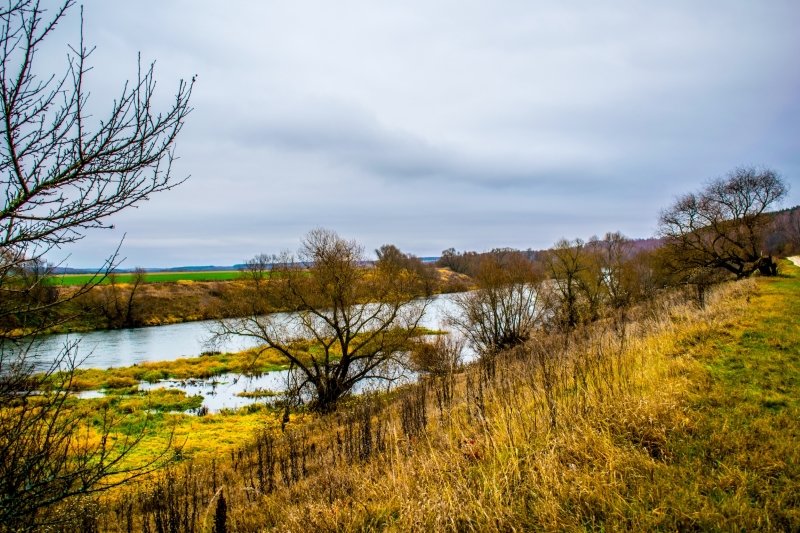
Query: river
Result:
<box><xmin>29</xmin><ymin>294</ymin><xmax>469</xmax><ymax>412</ymax></box>
<box><xmin>30</xmin><ymin>293</ymin><xmax>463</xmax><ymax>369</ymax></box>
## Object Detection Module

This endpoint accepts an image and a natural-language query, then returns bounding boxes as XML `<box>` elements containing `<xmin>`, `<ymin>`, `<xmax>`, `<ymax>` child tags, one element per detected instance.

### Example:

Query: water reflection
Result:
<box><xmin>37</xmin><ymin>293</ymin><xmax>469</xmax><ymax>413</ymax></box>
<box><xmin>139</xmin><ymin>372</ymin><xmax>290</xmax><ymax>413</ymax></box>
<box><xmin>131</xmin><ymin>367</ymin><xmax>420</xmax><ymax>414</ymax></box>
<box><xmin>31</xmin><ymin>293</ymin><xmax>464</xmax><ymax>370</ymax></box>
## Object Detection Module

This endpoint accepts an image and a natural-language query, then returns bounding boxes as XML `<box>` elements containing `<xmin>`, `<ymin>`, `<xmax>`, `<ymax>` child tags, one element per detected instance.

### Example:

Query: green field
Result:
<box><xmin>48</xmin><ymin>270</ymin><xmax>244</xmax><ymax>286</ymax></box>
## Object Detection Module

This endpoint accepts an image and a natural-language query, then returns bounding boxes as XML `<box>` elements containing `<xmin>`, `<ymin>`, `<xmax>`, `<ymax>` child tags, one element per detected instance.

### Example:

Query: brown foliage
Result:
<box><xmin>213</xmin><ymin>229</ymin><xmax>430</xmax><ymax>412</ymax></box>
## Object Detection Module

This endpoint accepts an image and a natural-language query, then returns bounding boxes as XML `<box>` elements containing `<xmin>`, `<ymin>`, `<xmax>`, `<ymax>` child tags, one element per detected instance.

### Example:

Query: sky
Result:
<box><xmin>38</xmin><ymin>1</ymin><xmax>800</xmax><ymax>267</ymax></box>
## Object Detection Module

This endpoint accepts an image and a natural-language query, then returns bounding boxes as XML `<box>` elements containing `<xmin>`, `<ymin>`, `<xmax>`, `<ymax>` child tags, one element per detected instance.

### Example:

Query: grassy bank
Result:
<box><xmin>77</xmin><ymin>261</ymin><xmax>799</xmax><ymax>530</ymax></box>
<box><xmin>71</xmin><ymin>393</ymin><xmax>298</xmax><ymax>467</ymax></box>
<box><xmin>65</xmin><ymin>348</ymin><xmax>293</xmax><ymax>391</ymax></box>
<box><xmin>665</xmin><ymin>260</ymin><xmax>800</xmax><ymax>529</ymax></box>
<box><xmin>17</xmin><ymin>268</ymin><xmax>472</xmax><ymax>335</ymax></box>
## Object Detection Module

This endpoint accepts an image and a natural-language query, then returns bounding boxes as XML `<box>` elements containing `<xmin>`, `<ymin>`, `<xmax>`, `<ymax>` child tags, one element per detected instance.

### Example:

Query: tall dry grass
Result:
<box><xmin>81</xmin><ymin>275</ymin><xmax>791</xmax><ymax>532</ymax></box>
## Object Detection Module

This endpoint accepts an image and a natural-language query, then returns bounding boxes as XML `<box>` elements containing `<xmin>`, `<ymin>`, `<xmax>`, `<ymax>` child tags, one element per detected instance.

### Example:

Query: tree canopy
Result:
<box><xmin>659</xmin><ymin>167</ymin><xmax>788</xmax><ymax>279</ymax></box>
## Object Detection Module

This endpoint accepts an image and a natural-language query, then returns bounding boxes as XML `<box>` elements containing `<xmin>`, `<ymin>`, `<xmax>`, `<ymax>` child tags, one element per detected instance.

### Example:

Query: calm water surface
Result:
<box><xmin>33</xmin><ymin>294</ymin><xmax>463</xmax><ymax>369</ymax></box>
<box><xmin>38</xmin><ymin>294</ymin><xmax>468</xmax><ymax>412</ymax></box>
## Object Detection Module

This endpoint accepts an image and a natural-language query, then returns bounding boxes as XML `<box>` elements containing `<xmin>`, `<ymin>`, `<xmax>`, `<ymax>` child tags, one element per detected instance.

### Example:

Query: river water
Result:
<box><xmin>31</xmin><ymin>294</ymin><xmax>468</xmax><ymax>412</ymax></box>
<box><xmin>31</xmin><ymin>294</ymin><xmax>463</xmax><ymax>369</ymax></box>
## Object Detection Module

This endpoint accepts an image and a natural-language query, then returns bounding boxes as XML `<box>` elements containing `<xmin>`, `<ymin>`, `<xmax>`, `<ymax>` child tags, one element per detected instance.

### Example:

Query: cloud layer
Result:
<box><xmin>46</xmin><ymin>0</ymin><xmax>800</xmax><ymax>266</ymax></box>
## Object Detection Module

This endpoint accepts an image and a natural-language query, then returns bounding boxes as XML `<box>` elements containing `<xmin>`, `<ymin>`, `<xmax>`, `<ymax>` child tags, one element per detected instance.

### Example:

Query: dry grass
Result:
<box><xmin>80</xmin><ymin>261</ymin><xmax>799</xmax><ymax>531</ymax></box>
<box><xmin>57</xmin><ymin>280</ymin><xmax>253</xmax><ymax>331</ymax></box>
<box><xmin>45</xmin><ymin>268</ymin><xmax>469</xmax><ymax>334</ymax></box>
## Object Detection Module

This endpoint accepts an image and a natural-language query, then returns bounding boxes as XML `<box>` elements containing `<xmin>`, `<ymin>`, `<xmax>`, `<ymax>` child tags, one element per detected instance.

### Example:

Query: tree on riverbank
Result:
<box><xmin>448</xmin><ymin>249</ymin><xmax>547</xmax><ymax>356</ymax></box>
<box><xmin>214</xmin><ymin>229</ymin><xmax>429</xmax><ymax>412</ymax></box>
<box><xmin>659</xmin><ymin>167</ymin><xmax>788</xmax><ymax>280</ymax></box>
<box><xmin>0</xmin><ymin>0</ymin><xmax>192</xmax><ymax>528</ymax></box>
<box><xmin>92</xmin><ymin>267</ymin><xmax>148</xmax><ymax>328</ymax></box>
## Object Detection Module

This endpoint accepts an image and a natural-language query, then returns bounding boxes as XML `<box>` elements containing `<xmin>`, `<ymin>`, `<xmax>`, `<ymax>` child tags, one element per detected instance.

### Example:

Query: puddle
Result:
<box><xmin>137</xmin><ymin>372</ymin><xmax>290</xmax><ymax>413</ymax></box>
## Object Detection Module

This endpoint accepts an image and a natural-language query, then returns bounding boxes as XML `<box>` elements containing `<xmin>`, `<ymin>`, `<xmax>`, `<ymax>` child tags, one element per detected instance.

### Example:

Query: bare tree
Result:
<box><xmin>91</xmin><ymin>266</ymin><xmax>147</xmax><ymax>328</ymax></box>
<box><xmin>1</xmin><ymin>0</ymin><xmax>192</xmax><ymax>332</ymax></box>
<box><xmin>448</xmin><ymin>250</ymin><xmax>548</xmax><ymax>356</ymax></box>
<box><xmin>123</xmin><ymin>267</ymin><xmax>147</xmax><ymax>326</ymax></box>
<box><xmin>596</xmin><ymin>232</ymin><xmax>633</xmax><ymax>309</ymax></box>
<box><xmin>214</xmin><ymin>229</ymin><xmax>428</xmax><ymax>412</ymax></box>
<box><xmin>576</xmin><ymin>237</ymin><xmax>607</xmax><ymax>322</ymax></box>
<box><xmin>588</xmin><ymin>231</ymin><xmax>657</xmax><ymax>312</ymax></box>
<box><xmin>545</xmin><ymin>238</ymin><xmax>588</xmax><ymax>329</ymax></box>
<box><xmin>0</xmin><ymin>0</ymin><xmax>192</xmax><ymax>528</ymax></box>
<box><xmin>659</xmin><ymin>167</ymin><xmax>788</xmax><ymax>279</ymax></box>
<box><xmin>0</xmin><ymin>347</ymin><xmax>173</xmax><ymax>531</ymax></box>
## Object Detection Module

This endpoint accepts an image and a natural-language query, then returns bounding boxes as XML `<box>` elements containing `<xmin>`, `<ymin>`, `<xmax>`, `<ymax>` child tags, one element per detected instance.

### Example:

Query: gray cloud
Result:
<box><xmin>42</xmin><ymin>0</ymin><xmax>800</xmax><ymax>267</ymax></box>
<box><xmin>229</xmin><ymin>105</ymin><xmax>597</xmax><ymax>190</ymax></box>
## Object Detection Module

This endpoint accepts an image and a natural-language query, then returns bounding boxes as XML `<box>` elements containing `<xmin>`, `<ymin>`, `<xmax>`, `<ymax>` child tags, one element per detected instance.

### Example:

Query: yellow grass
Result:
<box><xmin>80</xmin><ymin>261</ymin><xmax>800</xmax><ymax>530</ymax></box>
<box><xmin>67</xmin><ymin>348</ymin><xmax>292</xmax><ymax>390</ymax></box>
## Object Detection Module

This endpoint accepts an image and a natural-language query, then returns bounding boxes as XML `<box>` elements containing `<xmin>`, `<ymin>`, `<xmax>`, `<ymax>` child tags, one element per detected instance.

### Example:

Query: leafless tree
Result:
<box><xmin>92</xmin><ymin>266</ymin><xmax>147</xmax><ymax>328</ymax></box>
<box><xmin>448</xmin><ymin>250</ymin><xmax>548</xmax><ymax>356</ymax></box>
<box><xmin>123</xmin><ymin>267</ymin><xmax>147</xmax><ymax>326</ymax></box>
<box><xmin>576</xmin><ymin>238</ymin><xmax>607</xmax><ymax>322</ymax></box>
<box><xmin>0</xmin><ymin>0</ymin><xmax>192</xmax><ymax>328</ymax></box>
<box><xmin>545</xmin><ymin>238</ymin><xmax>588</xmax><ymax>329</ymax></box>
<box><xmin>587</xmin><ymin>231</ymin><xmax>657</xmax><ymax>312</ymax></box>
<box><xmin>214</xmin><ymin>229</ymin><xmax>428</xmax><ymax>412</ymax></box>
<box><xmin>659</xmin><ymin>167</ymin><xmax>788</xmax><ymax>279</ymax></box>
<box><xmin>0</xmin><ymin>0</ymin><xmax>192</xmax><ymax>528</ymax></box>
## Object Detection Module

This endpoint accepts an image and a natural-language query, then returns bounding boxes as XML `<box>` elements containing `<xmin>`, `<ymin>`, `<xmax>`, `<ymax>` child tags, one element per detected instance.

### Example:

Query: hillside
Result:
<box><xmin>84</xmin><ymin>260</ymin><xmax>800</xmax><ymax>531</ymax></box>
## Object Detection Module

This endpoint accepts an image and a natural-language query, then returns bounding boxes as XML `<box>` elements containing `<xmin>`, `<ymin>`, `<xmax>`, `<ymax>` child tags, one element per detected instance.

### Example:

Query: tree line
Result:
<box><xmin>213</xmin><ymin>164</ymin><xmax>793</xmax><ymax>415</ymax></box>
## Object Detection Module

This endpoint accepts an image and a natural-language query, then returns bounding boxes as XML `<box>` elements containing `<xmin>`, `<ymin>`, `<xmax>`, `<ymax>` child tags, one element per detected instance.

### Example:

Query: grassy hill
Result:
<box><xmin>89</xmin><ymin>260</ymin><xmax>800</xmax><ymax>531</ymax></box>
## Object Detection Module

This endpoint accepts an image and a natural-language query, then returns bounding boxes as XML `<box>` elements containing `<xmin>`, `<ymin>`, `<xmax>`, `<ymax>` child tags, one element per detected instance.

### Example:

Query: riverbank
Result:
<box><xmin>7</xmin><ymin>267</ymin><xmax>472</xmax><ymax>336</ymax></box>
<box><xmin>80</xmin><ymin>260</ymin><xmax>800</xmax><ymax>530</ymax></box>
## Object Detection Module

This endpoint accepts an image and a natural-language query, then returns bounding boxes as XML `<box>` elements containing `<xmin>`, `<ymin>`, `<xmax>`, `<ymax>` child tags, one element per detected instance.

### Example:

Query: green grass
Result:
<box><xmin>65</xmin><ymin>348</ymin><xmax>294</xmax><ymax>391</ymax></box>
<box><xmin>47</xmin><ymin>270</ymin><xmax>244</xmax><ymax>286</ymax></box>
<box><xmin>659</xmin><ymin>260</ymin><xmax>800</xmax><ymax>530</ymax></box>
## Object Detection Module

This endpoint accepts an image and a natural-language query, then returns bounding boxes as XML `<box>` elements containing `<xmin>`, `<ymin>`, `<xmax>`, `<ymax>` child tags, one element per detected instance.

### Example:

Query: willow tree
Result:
<box><xmin>215</xmin><ymin>229</ymin><xmax>429</xmax><ymax>412</ymax></box>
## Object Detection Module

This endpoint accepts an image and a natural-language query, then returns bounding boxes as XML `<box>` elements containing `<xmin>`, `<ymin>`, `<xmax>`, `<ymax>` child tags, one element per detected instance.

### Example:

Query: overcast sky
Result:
<box><xmin>41</xmin><ymin>1</ymin><xmax>800</xmax><ymax>267</ymax></box>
